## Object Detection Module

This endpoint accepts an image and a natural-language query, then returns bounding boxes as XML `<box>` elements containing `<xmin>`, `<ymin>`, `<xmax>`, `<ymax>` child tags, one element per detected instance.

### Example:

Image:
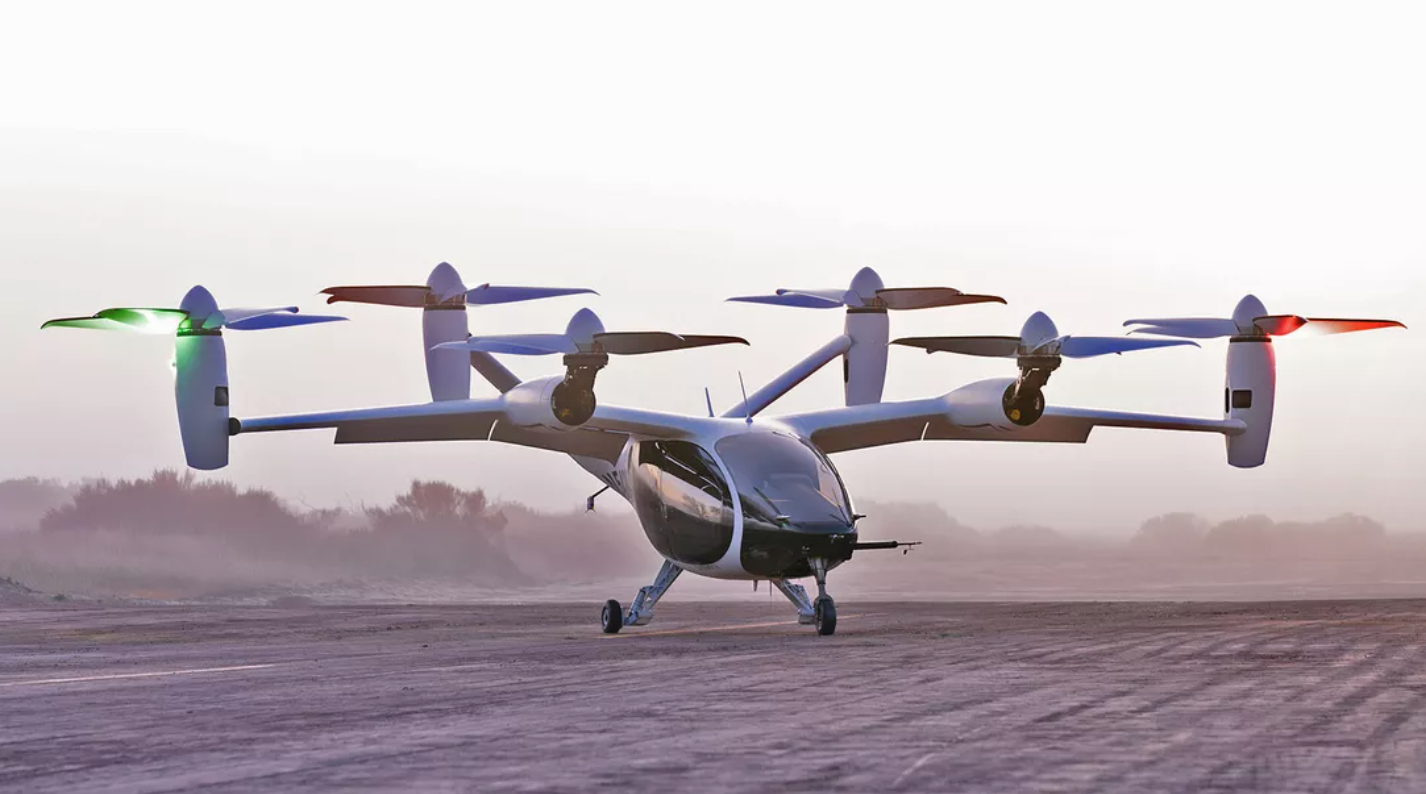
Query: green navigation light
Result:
<box><xmin>41</xmin><ymin>308</ymin><xmax>189</xmax><ymax>334</ymax></box>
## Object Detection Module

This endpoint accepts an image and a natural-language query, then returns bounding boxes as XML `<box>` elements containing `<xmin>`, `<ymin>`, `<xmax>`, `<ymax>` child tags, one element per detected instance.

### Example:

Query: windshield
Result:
<box><xmin>715</xmin><ymin>432</ymin><xmax>852</xmax><ymax>532</ymax></box>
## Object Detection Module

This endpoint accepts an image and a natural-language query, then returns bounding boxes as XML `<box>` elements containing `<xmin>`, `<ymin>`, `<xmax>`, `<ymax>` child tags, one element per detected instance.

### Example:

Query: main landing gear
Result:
<box><xmin>772</xmin><ymin>557</ymin><xmax>837</xmax><ymax>636</ymax></box>
<box><xmin>601</xmin><ymin>558</ymin><xmax>840</xmax><ymax>636</ymax></box>
<box><xmin>601</xmin><ymin>559</ymin><xmax>682</xmax><ymax>634</ymax></box>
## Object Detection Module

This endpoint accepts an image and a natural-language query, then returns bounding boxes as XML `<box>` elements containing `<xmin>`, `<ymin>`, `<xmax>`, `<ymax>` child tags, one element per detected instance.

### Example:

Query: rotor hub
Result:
<box><xmin>1232</xmin><ymin>294</ymin><xmax>1269</xmax><ymax>335</ymax></box>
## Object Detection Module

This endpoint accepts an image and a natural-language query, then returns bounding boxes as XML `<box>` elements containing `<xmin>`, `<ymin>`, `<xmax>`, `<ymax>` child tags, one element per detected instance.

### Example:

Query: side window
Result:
<box><xmin>631</xmin><ymin>440</ymin><xmax>734</xmax><ymax>565</ymax></box>
<box><xmin>650</xmin><ymin>441</ymin><xmax>731</xmax><ymax>520</ymax></box>
<box><xmin>1231</xmin><ymin>389</ymin><xmax>1253</xmax><ymax>410</ymax></box>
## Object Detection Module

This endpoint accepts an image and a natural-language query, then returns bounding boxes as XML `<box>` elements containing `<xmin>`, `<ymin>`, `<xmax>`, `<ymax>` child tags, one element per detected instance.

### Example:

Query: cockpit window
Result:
<box><xmin>714</xmin><ymin>432</ymin><xmax>852</xmax><ymax>532</ymax></box>
<box><xmin>631</xmin><ymin>440</ymin><xmax>734</xmax><ymax>565</ymax></box>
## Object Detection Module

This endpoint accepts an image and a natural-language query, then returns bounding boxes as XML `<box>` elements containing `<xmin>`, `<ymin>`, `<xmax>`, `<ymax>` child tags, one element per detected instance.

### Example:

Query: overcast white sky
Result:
<box><xmin>1</xmin><ymin>1</ymin><xmax>1423</xmax><ymax>532</ymax></box>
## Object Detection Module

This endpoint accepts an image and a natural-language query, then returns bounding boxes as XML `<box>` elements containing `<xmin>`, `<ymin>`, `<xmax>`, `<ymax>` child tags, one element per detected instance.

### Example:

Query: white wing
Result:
<box><xmin>775</xmin><ymin>378</ymin><xmax>1245</xmax><ymax>455</ymax></box>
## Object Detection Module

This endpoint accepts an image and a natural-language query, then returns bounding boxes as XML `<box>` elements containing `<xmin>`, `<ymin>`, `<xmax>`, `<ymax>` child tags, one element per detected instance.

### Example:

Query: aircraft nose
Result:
<box><xmin>785</xmin><ymin>518</ymin><xmax>856</xmax><ymax>536</ymax></box>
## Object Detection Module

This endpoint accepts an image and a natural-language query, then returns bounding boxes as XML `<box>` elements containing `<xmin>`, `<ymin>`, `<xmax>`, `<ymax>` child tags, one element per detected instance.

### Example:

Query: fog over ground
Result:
<box><xmin>1</xmin><ymin>3</ymin><xmax>1423</xmax><ymax>536</ymax></box>
<box><xmin>2</xmin><ymin>473</ymin><xmax>1423</xmax><ymax>606</ymax></box>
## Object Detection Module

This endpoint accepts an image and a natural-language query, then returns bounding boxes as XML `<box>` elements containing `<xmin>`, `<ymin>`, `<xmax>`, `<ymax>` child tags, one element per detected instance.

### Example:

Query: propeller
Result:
<box><xmin>894</xmin><ymin>311</ymin><xmax>1199</xmax><ymax>426</ymax></box>
<box><xmin>727</xmin><ymin>266</ymin><xmax>1005</xmax><ymax>311</ymax></box>
<box><xmin>42</xmin><ymin>288</ymin><xmax>346</xmax><ymax>334</ymax></box>
<box><xmin>321</xmin><ymin>262</ymin><xmax>597</xmax><ymax>308</ymax></box>
<box><xmin>1125</xmin><ymin>295</ymin><xmax>1405</xmax><ymax>339</ymax></box>
<box><xmin>433</xmin><ymin>308</ymin><xmax>749</xmax><ymax>358</ymax></box>
<box><xmin>319</xmin><ymin>262</ymin><xmax>600</xmax><ymax>401</ymax></box>
<box><xmin>436</xmin><ymin>309</ymin><xmax>746</xmax><ymax>426</ymax></box>
<box><xmin>41</xmin><ymin>286</ymin><xmax>346</xmax><ymax>470</ymax></box>
<box><xmin>895</xmin><ymin>311</ymin><xmax>1199</xmax><ymax>360</ymax></box>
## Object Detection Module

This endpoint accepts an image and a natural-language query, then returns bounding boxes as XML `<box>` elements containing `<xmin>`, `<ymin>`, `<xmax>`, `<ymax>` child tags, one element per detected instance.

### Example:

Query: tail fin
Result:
<box><xmin>1225</xmin><ymin>337</ymin><xmax>1276</xmax><ymax>468</ymax></box>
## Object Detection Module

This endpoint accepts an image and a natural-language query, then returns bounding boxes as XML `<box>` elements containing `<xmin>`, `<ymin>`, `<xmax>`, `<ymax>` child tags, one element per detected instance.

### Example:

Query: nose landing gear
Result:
<box><xmin>772</xmin><ymin>558</ymin><xmax>838</xmax><ymax>636</ymax></box>
<box><xmin>808</xmin><ymin>557</ymin><xmax>836</xmax><ymax>636</ymax></box>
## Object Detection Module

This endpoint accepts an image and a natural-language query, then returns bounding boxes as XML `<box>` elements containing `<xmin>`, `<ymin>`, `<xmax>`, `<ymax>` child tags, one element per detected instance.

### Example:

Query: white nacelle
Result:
<box><xmin>174</xmin><ymin>333</ymin><xmax>230</xmax><ymax>470</ymax></box>
<box><xmin>943</xmin><ymin>377</ymin><xmax>1022</xmax><ymax>431</ymax></box>
<box><xmin>422</xmin><ymin>262</ymin><xmax>472</xmax><ymax>402</ymax></box>
<box><xmin>502</xmin><ymin>375</ymin><xmax>580</xmax><ymax>430</ymax></box>
<box><xmin>844</xmin><ymin>310</ymin><xmax>889</xmax><ymax>406</ymax></box>
<box><xmin>843</xmin><ymin>267</ymin><xmax>889</xmax><ymax>407</ymax></box>
<box><xmin>173</xmin><ymin>286</ymin><xmax>231</xmax><ymax>470</ymax></box>
<box><xmin>423</xmin><ymin>309</ymin><xmax>472</xmax><ymax>402</ymax></box>
<box><xmin>1225</xmin><ymin>338</ymin><xmax>1276</xmax><ymax>467</ymax></box>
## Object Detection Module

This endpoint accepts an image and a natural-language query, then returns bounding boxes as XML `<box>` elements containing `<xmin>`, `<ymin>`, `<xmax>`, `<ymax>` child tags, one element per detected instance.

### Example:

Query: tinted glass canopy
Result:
<box><xmin>715</xmin><ymin>432</ymin><xmax>852</xmax><ymax>533</ymax></box>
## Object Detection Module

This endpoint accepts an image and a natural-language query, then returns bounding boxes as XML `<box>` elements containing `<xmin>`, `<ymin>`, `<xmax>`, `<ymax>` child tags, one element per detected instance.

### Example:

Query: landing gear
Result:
<box><xmin>601</xmin><ymin>560</ymin><xmax>682</xmax><ymax>633</ymax></box>
<box><xmin>773</xmin><ymin>580</ymin><xmax>816</xmax><ymax>625</ymax></box>
<box><xmin>814</xmin><ymin>597</ymin><xmax>837</xmax><ymax>636</ymax></box>
<box><xmin>773</xmin><ymin>557</ymin><xmax>838</xmax><ymax>636</ymax></box>
<box><xmin>809</xmin><ymin>557</ymin><xmax>836</xmax><ymax>636</ymax></box>
<box><xmin>600</xmin><ymin>599</ymin><xmax>623</xmax><ymax>634</ymax></box>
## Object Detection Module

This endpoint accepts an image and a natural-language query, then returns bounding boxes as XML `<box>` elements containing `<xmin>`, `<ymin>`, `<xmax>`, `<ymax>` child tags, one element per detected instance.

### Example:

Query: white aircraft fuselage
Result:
<box><xmin>572</xmin><ymin>416</ymin><xmax>857</xmax><ymax>582</ymax></box>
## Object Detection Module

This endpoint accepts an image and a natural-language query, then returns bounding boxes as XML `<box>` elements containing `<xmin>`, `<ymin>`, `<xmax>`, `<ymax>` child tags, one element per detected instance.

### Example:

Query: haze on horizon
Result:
<box><xmin>1</xmin><ymin>1</ymin><xmax>1423</xmax><ymax>534</ymax></box>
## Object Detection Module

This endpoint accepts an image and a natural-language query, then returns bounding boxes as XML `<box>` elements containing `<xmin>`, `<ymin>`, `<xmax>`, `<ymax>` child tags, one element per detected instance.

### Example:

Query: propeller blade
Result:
<box><xmin>321</xmin><ymin>285</ymin><xmax>431</xmax><ymax>307</ymax></box>
<box><xmin>1300</xmin><ymin>317</ymin><xmax>1407</xmax><ymax>335</ymax></box>
<box><xmin>465</xmin><ymin>285</ymin><xmax>599</xmax><ymax>306</ymax></box>
<box><xmin>1123</xmin><ymin>317</ymin><xmax>1240</xmax><ymax>338</ymax></box>
<box><xmin>42</xmin><ymin>315</ymin><xmax>139</xmax><ymax>332</ymax></box>
<box><xmin>726</xmin><ymin>293</ymin><xmax>846</xmax><ymax>309</ymax></box>
<box><xmin>202</xmin><ymin>306</ymin><xmax>300</xmax><ymax>329</ymax></box>
<box><xmin>436</xmin><ymin>334</ymin><xmax>580</xmax><ymax>356</ymax></box>
<box><xmin>779</xmin><ymin>288</ymin><xmax>852</xmax><ymax>303</ymax></box>
<box><xmin>1058</xmin><ymin>336</ymin><xmax>1200</xmax><ymax>358</ymax></box>
<box><xmin>892</xmin><ymin>336</ymin><xmax>1022</xmax><ymax>357</ymax></box>
<box><xmin>595</xmin><ymin>332</ymin><xmax>749</xmax><ymax>355</ymax></box>
<box><xmin>225</xmin><ymin>313</ymin><xmax>347</xmax><ymax>331</ymax></box>
<box><xmin>1250</xmin><ymin>314</ymin><xmax>1308</xmax><ymax>336</ymax></box>
<box><xmin>876</xmin><ymin>288</ymin><xmax>1007</xmax><ymax>311</ymax></box>
<box><xmin>42</xmin><ymin>307</ymin><xmax>189</xmax><ymax>334</ymax></box>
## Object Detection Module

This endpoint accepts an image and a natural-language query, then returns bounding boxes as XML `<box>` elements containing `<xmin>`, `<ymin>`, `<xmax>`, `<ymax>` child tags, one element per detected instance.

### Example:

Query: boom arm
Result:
<box><xmin>723</xmin><ymin>335</ymin><xmax>851</xmax><ymax>419</ymax></box>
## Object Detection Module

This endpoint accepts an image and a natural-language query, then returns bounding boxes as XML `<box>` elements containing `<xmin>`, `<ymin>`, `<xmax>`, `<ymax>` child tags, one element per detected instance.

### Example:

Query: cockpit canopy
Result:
<box><xmin>715</xmin><ymin>432</ymin><xmax>853</xmax><ymax>534</ymax></box>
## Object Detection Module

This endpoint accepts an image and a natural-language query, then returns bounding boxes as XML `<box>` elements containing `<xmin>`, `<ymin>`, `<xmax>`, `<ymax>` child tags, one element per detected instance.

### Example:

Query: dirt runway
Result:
<box><xmin>3</xmin><ymin>600</ymin><xmax>1425</xmax><ymax>792</ymax></box>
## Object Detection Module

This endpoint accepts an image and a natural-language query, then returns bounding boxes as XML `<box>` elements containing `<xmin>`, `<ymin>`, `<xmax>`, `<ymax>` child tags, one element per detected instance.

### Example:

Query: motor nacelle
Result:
<box><xmin>1002</xmin><ymin>354</ymin><xmax>1059</xmax><ymax>426</ymax></box>
<box><xmin>551</xmin><ymin>352</ymin><xmax>607</xmax><ymax>427</ymax></box>
<box><xmin>502</xmin><ymin>355</ymin><xmax>608</xmax><ymax>431</ymax></box>
<box><xmin>943</xmin><ymin>377</ymin><xmax>1024</xmax><ymax>431</ymax></box>
<box><xmin>896</xmin><ymin>310</ymin><xmax>1194</xmax><ymax>429</ymax></box>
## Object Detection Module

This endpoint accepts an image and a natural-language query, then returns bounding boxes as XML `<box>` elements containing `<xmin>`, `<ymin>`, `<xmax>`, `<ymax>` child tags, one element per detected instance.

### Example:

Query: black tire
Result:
<box><xmin>814</xmin><ymin>597</ymin><xmax>837</xmax><ymax>636</ymax></box>
<box><xmin>601</xmin><ymin>599</ymin><xmax>624</xmax><ymax>634</ymax></box>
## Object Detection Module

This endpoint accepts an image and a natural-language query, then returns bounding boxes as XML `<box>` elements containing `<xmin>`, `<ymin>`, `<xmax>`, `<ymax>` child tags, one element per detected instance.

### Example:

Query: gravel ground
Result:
<box><xmin>2</xmin><ymin>599</ymin><xmax>1425</xmax><ymax>793</ymax></box>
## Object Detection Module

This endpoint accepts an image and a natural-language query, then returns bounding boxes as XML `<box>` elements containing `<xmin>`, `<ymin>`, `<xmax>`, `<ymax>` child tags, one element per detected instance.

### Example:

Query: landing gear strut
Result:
<box><xmin>809</xmin><ymin>557</ymin><xmax>836</xmax><ymax>636</ymax></box>
<box><xmin>773</xmin><ymin>558</ymin><xmax>837</xmax><ymax>636</ymax></box>
<box><xmin>601</xmin><ymin>559</ymin><xmax>683</xmax><ymax>634</ymax></box>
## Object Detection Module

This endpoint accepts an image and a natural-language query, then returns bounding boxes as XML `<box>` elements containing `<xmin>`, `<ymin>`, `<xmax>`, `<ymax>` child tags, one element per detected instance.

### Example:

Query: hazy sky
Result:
<box><xmin>2</xmin><ymin>2</ymin><xmax>1423</xmax><ymax>532</ymax></box>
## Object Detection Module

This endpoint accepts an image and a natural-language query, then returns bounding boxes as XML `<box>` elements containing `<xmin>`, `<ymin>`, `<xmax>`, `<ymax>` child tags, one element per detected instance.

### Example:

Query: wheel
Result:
<box><xmin>814</xmin><ymin>597</ymin><xmax>837</xmax><ymax>636</ymax></box>
<box><xmin>600</xmin><ymin>599</ymin><xmax>624</xmax><ymax>634</ymax></box>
